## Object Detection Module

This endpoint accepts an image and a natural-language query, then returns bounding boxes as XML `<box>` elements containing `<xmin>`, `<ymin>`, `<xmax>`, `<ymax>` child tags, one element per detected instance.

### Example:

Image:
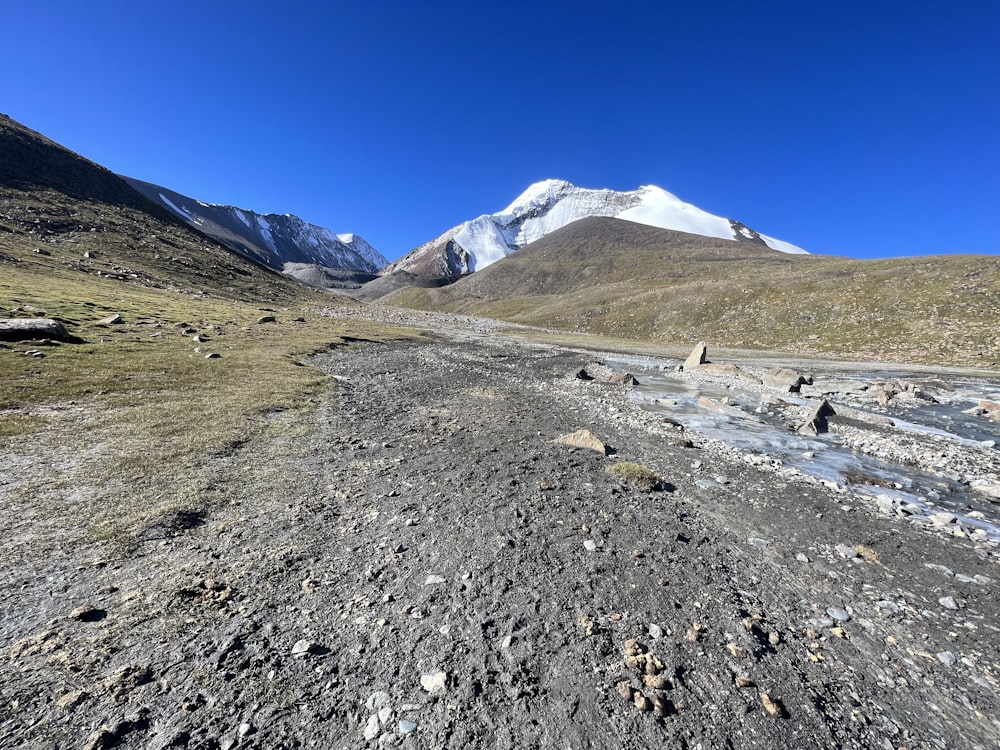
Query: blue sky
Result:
<box><xmin>3</xmin><ymin>1</ymin><xmax>997</xmax><ymax>260</ymax></box>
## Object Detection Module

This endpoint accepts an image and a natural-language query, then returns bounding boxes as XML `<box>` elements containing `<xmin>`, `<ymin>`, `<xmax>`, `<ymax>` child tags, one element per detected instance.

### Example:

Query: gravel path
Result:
<box><xmin>2</xmin><ymin>327</ymin><xmax>998</xmax><ymax>749</ymax></box>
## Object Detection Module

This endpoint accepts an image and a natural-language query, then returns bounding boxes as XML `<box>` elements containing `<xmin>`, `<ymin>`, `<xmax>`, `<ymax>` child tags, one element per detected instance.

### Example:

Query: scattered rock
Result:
<box><xmin>554</xmin><ymin>429</ymin><xmax>608</xmax><ymax>455</ymax></box>
<box><xmin>420</xmin><ymin>671</ymin><xmax>447</xmax><ymax>694</ymax></box>
<box><xmin>257</xmin><ymin>315</ymin><xmax>276</xmax><ymax>324</ymax></box>
<box><xmin>291</xmin><ymin>639</ymin><xmax>319</xmax><ymax>658</ymax></box>
<box><xmin>205</xmin><ymin>352</ymin><xmax>221</xmax><ymax>359</ymax></box>
<box><xmin>798</xmin><ymin>400</ymin><xmax>835</xmax><ymax>436</ymax></box>
<box><xmin>0</xmin><ymin>318</ymin><xmax>75</xmax><ymax>342</ymax></box>
<box><xmin>760</xmin><ymin>692</ymin><xmax>785</xmax><ymax>718</ymax></box>
<box><xmin>99</xmin><ymin>314</ymin><xmax>123</xmax><ymax>325</ymax></box>
<box><xmin>826</xmin><ymin>607</ymin><xmax>851</xmax><ymax>622</ymax></box>
<box><xmin>763</xmin><ymin>367</ymin><xmax>808</xmax><ymax>392</ymax></box>
<box><xmin>937</xmin><ymin>651</ymin><xmax>957</xmax><ymax>667</ymax></box>
<box><xmin>398</xmin><ymin>720</ymin><xmax>418</xmax><ymax>735</ymax></box>
<box><xmin>68</xmin><ymin>605</ymin><xmax>106</xmax><ymax>622</ymax></box>
<box><xmin>683</xmin><ymin>341</ymin><xmax>708</xmax><ymax>370</ymax></box>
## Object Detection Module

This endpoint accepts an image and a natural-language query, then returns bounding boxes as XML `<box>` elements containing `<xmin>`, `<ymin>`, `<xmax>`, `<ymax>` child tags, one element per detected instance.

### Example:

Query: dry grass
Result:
<box><xmin>386</xmin><ymin>218</ymin><xmax>1000</xmax><ymax>368</ymax></box>
<box><xmin>607</xmin><ymin>461</ymin><xmax>666</xmax><ymax>491</ymax></box>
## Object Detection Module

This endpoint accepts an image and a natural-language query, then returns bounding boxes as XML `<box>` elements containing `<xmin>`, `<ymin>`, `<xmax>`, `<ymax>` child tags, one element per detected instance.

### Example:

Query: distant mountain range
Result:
<box><xmin>123</xmin><ymin>177</ymin><xmax>388</xmax><ymax>277</ymax></box>
<box><xmin>382</xmin><ymin>179</ymin><xmax>806</xmax><ymax>279</ymax></box>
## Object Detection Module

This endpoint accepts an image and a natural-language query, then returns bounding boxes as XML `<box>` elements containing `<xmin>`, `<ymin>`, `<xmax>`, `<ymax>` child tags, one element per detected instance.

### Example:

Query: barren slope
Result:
<box><xmin>385</xmin><ymin>217</ymin><xmax>1000</xmax><ymax>367</ymax></box>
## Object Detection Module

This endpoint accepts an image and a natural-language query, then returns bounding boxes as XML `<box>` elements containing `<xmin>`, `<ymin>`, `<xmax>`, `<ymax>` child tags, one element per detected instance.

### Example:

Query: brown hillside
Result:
<box><xmin>386</xmin><ymin>217</ymin><xmax>1000</xmax><ymax>367</ymax></box>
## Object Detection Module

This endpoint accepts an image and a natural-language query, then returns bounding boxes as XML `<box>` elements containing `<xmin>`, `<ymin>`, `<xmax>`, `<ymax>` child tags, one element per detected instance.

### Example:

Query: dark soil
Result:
<box><xmin>2</xmin><ymin>333</ymin><xmax>998</xmax><ymax>749</ymax></box>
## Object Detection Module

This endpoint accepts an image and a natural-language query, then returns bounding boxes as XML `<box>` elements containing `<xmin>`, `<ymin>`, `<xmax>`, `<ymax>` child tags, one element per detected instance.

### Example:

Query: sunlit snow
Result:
<box><xmin>416</xmin><ymin>180</ymin><xmax>807</xmax><ymax>274</ymax></box>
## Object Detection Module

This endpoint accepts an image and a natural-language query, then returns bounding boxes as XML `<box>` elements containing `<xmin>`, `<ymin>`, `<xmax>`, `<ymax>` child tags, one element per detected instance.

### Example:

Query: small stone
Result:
<box><xmin>363</xmin><ymin>714</ymin><xmax>381</xmax><ymax>740</ymax></box>
<box><xmin>420</xmin><ymin>671</ymin><xmax>447</xmax><ymax>694</ymax></box>
<box><xmin>748</xmin><ymin>537</ymin><xmax>769</xmax><ymax>547</ymax></box>
<box><xmin>735</xmin><ymin>675</ymin><xmax>754</xmax><ymax>688</ymax></box>
<box><xmin>205</xmin><ymin>352</ymin><xmax>220</xmax><ymax>359</ymax></box>
<box><xmin>623</xmin><ymin>639</ymin><xmax>647</xmax><ymax>656</ymax></box>
<box><xmin>398</xmin><ymin>720</ymin><xmax>418</xmax><ymax>735</ymax></box>
<box><xmin>938</xmin><ymin>596</ymin><xmax>959</xmax><ymax>610</ymax></box>
<box><xmin>238</xmin><ymin>723</ymin><xmax>254</xmax><ymax>738</ymax></box>
<box><xmin>257</xmin><ymin>315</ymin><xmax>276</xmax><ymax>324</ymax></box>
<box><xmin>583</xmin><ymin>540</ymin><xmax>598</xmax><ymax>552</ymax></box>
<box><xmin>761</xmin><ymin>692</ymin><xmax>785</xmax><ymax>717</ymax></box>
<box><xmin>650</xmin><ymin>694</ymin><xmax>672</xmax><ymax>716</ymax></box>
<box><xmin>726</xmin><ymin>643</ymin><xmax>748</xmax><ymax>660</ymax></box>
<box><xmin>366</xmin><ymin>691</ymin><xmax>391</xmax><ymax>711</ymax></box>
<box><xmin>554</xmin><ymin>428</ymin><xmax>608</xmax><ymax>455</ymax></box>
<box><xmin>644</xmin><ymin>674</ymin><xmax>669</xmax><ymax>690</ymax></box>
<box><xmin>936</xmin><ymin>651</ymin><xmax>957</xmax><ymax>667</ymax></box>
<box><xmin>835</xmin><ymin>544</ymin><xmax>858</xmax><ymax>559</ymax></box>
<box><xmin>796</xmin><ymin>553</ymin><xmax>810</xmax><ymax>563</ymax></box>
<box><xmin>424</xmin><ymin>574</ymin><xmax>446</xmax><ymax>585</ymax></box>
<box><xmin>826</xmin><ymin>607</ymin><xmax>851</xmax><ymax>623</ymax></box>
<box><xmin>647</xmin><ymin>623</ymin><xmax>663</xmax><ymax>640</ymax></box>
<box><xmin>633</xmin><ymin>692</ymin><xmax>652</xmax><ymax>712</ymax></box>
<box><xmin>929</xmin><ymin>512</ymin><xmax>957</xmax><ymax>527</ymax></box>
<box><xmin>291</xmin><ymin>639</ymin><xmax>316</xmax><ymax>657</ymax></box>
<box><xmin>99</xmin><ymin>314</ymin><xmax>123</xmax><ymax>325</ymax></box>
<box><xmin>616</xmin><ymin>682</ymin><xmax>635</xmax><ymax>702</ymax></box>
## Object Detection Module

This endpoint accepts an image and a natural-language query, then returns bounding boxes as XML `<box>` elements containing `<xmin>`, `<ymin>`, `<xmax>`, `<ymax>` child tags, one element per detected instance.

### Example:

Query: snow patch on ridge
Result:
<box><xmin>618</xmin><ymin>185</ymin><xmax>733</xmax><ymax>240</ymax></box>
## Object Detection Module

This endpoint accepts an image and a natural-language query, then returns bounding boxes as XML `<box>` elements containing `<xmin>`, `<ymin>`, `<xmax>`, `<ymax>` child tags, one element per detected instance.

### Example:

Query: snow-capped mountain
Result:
<box><xmin>382</xmin><ymin>179</ymin><xmax>806</xmax><ymax>278</ymax></box>
<box><xmin>123</xmin><ymin>177</ymin><xmax>388</xmax><ymax>274</ymax></box>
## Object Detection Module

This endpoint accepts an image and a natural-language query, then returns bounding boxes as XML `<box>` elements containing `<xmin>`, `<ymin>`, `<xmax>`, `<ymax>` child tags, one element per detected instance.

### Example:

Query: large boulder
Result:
<box><xmin>763</xmin><ymin>367</ymin><xmax>807</xmax><ymax>392</ymax></box>
<box><xmin>683</xmin><ymin>342</ymin><xmax>708</xmax><ymax>370</ymax></box>
<box><xmin>798</xmin><ymin>399</ymin><xmax>836</xmax><ymax>436</ymax></box>
<box><xmin>0</xmin><ymin>318</ymin><xmax>75</xmax><ymax>342</ymax></box>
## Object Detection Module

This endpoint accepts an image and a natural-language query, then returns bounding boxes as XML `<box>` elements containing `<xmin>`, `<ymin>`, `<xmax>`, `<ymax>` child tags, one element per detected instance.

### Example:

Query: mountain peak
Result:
<box><xmin>382</xmin><ymin>180</ymin><xmax>806</xmax><ymax>278</ymax></box>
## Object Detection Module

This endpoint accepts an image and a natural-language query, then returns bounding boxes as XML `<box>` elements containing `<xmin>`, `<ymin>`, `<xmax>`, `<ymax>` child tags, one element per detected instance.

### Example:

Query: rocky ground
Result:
<box><xmin>2</xmin><ymin>309</ymin><xmax>998</xmax><ymax>749</ymax></box>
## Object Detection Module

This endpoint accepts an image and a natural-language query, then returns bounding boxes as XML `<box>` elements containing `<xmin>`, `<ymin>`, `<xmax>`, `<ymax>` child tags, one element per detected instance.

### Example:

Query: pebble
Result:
<box><xmin>924</xmin><ymin>563</ymin><xmax>954</xmax><ymax>577</ymax></box>
<box><xmin>291</xmin><ymin>639</ymin><xmax>317</xmax><ymax>658</ymax></box>
<box><xmin>809</xmin><ymin>617</ymin><xmax>835</xmax><ymax>628</ymax></box>
<box><xmin>694</xmin><ymin>479</ymin><xmax>720</xmax><ymax>489</ymax></box>
<box><xmin>366</xmin><ymin>692</ymin><xmax>391</xmax><ymax>711</ymax></box>
<box><xmin>420</xmin><ymin>671</ymin><xmax>447</xmax><ymax>694</ymax></box>
<box><xmin>237</xmin><ymin>723</ymin><xmax>254</xmax><ymax>738</ymax></box>
<box><xmin>835</xmin><ymin>544</ymin><xmax>858</xmax><ymax>559</ymax></box>
<box><xmin>876</xmin><ymin>601</ymin><xmax>900</xmax><ymax>614</ymax></box>
<box><xmin>398</xmin><ymin>720</ymin><xmax>418</xmax><ymax>735</ymax></box>
<box><xmin>936</xmin><ymin>651</ymin><xmax>957</xmax><ymax>667</ymax></box>
<box><xmin>424</xmin><ymin>575</ymin><xmax>446</xmax><ymax>585</ymax></box>
<box><xmin>929</xmin><ymin>512</ymin><xmax>957</xmax><ymax>527</ymax></box>
<box><xmin>363</xmin><ymin>714</ymin><xmax>381</xmax><ymax>740</ymax></box>
<box><xmin>796</xmin><ymin>553</ymin><xmax>810</xmax><ymax>563</ymax></box>
<box><xmin>748</xmin><ymin>537</ymin><xmax>769</xmax><ymax>547</ymax></box>
<box><xmin>938</xmin><ymin>596</ymin><xmax>959</xmax><ymax>610</ymax></box>
<box><xmin>826</xmin><ymin>607</ymin><xmax>852</xmax><ymax>623</ymax></box>
<box><xmin>583</xmin><ymin>540</ymin><xmax>598</xmax><ymax>551</ymax></box>
<box><xmin>647</xmin><ymin>623</ymin><xmax>663</xmax><ymax>640</ymax></box>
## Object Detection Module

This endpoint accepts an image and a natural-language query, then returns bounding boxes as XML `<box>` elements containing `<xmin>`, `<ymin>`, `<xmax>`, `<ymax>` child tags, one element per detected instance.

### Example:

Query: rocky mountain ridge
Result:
<box><xmin>123</xmin><ymin>177</ymin><xmax>388</xmax><ymax>275</ymax></box>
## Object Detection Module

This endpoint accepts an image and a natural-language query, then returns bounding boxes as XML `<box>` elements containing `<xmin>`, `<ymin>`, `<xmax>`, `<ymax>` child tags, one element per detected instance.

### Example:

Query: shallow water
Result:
<box><xmin>598</xmin><ymin>354</ymin><xmax>1000</xmax><ymax>543</ymax></box>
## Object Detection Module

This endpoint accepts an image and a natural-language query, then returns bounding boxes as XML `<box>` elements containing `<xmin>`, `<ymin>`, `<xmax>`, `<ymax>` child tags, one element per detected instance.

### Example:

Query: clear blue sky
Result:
<box><xmin>3</xmin><ymin>1</ymin><xmax>997</xmax><ymax>260</ymax></box>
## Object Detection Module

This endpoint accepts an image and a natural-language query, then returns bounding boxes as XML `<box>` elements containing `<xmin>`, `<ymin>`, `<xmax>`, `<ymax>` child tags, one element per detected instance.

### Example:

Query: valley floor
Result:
<box><xmin>1</xmin><ymin>311</ymin><xmax>998</xmax><ymax>749</ymax></box>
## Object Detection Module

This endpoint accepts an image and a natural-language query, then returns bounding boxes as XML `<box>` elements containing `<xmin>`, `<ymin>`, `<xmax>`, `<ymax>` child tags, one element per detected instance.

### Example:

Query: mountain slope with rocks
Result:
<box><xmin>380</xmin><ymin>179</ymin><xmax>806</xmax><ymax>279</ymax></box>
<box><xmin>0</xmin><ymin>114</ymin><xmax>312</xmax><ymax>302</ymax></box>
<box><xmin>123</xmin><ymin>177</ymin><xmax>388</xmax><ymax>275</ymax></box>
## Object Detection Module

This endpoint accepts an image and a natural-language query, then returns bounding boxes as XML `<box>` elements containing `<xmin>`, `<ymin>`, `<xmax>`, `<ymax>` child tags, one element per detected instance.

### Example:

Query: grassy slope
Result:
<box><xmin>386</xmin><ymin>217</ymin><xmax>1000</xmax><ymax>367</ymax></box>
<box><xmin>0</xmin><ymin>115</ymin><xmax>416</xmax><ymax>544</ymax></box>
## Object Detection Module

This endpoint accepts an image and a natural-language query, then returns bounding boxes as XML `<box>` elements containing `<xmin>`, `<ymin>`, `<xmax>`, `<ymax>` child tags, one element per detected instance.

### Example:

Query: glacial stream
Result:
<box><xmin>599</xmin><ymin>354</ymin><xmax>1000</xmax><ymax>544</ymax></box>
